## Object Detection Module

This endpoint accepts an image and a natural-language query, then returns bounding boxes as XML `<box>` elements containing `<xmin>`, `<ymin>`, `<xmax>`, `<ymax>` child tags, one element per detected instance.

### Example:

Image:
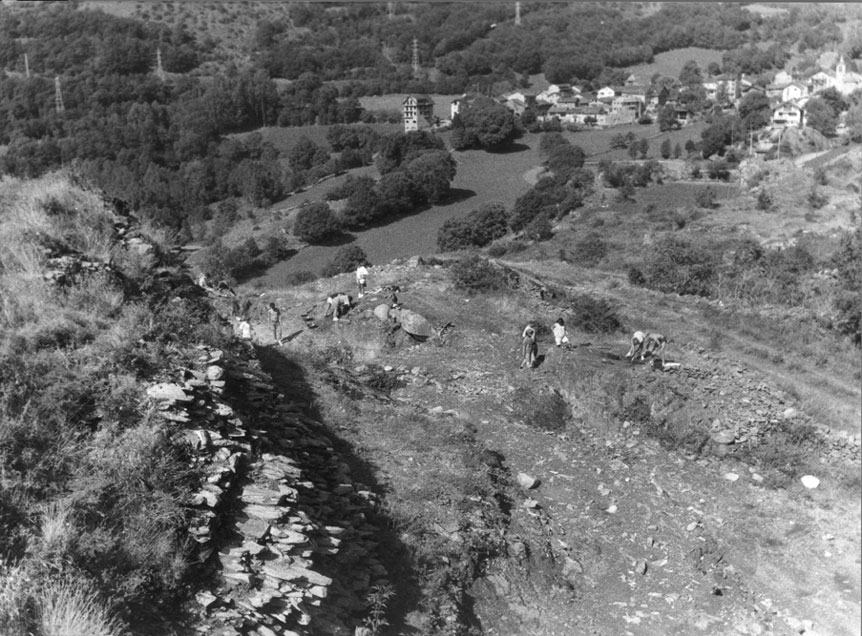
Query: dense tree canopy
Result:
<box><xmin>450</xmin><ymin>97</ymin><xmax>518</xmax><ymax>150</ymax></box>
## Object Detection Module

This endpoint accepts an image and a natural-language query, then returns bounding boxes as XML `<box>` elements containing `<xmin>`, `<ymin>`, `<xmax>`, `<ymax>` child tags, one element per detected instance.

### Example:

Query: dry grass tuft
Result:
<box><xmin>38</xmin><ymin>577</ymin><xmax>123</xmax><ymax>636</ymax></box>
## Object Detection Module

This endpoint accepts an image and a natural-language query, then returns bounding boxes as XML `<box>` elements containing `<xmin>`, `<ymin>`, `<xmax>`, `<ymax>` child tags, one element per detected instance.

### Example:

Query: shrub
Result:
<box><xmin>642</xmin><ymin>235</ymin><xmax>719</xmax><ymax>297</ymax></box>
<box><xmin>524</xmin><ymin>212</ymin><xmax>553</xmax><ymax>242</ymax></box>
<box><xmin>695</xmin><ymin>186</ymin><xmax>717</xmax><ymax>209</ymax></box>
<box><xmin>570</xmin><ymin>232</ymin><xmax>608</xmax><ymax>267</ymax></box>
<box><xmin>450</xmin><ymin>255</ymin><xmax>509</xmax><ymax>293</ymax></box>
<box><xmin>293</xmin><ymin>202</ymin><xmax>340</xmax><ymax>243</ymax></box>
<box><xmin>756</xmin><ymin>188</ymin><xmax>773</xmax><ymax>211</ymax></box>
<box><xmin>437</xmin><ymin>202</ymin><xmax>509</xmax><ymax>252</ymax></box>
<box><xmin>568</xmin><ymin>294</ymin><xmax>623</xmax><ymax>333</ymax></box>
<box><xmin>807</xmin><ymin>187</ymin><xmax>828</xmax><ymax>209</ymax></box>
<box><xmin>283</xmin><ymin>270</ymin><xmax>317</xmax><ymax>286</ymax></box>
<box><xmin>321</xmin><ymin>244</ymin><xmax>369</xmax><ymax>278</ymax></box>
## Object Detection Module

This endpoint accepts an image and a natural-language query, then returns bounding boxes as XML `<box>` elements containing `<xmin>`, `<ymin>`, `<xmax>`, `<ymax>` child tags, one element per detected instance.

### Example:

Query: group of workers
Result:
<box><xmin>202</xmin><ymin>262</ymin><xmax>672</xmax><ymax>367</ymax></box>
<box><xmin>520</xmin><ymin>320</ymin><xmax>669</xmax><ymax>370</ymax></box>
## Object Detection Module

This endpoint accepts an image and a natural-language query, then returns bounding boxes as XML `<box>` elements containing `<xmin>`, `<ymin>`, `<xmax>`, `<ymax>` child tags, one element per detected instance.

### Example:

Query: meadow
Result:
<box><xmin>248</xmin><ymin>121</ymin><xmax>717</xmax><ymax>286</ymax></box>
<box><xmin>623</xmin><ymin>46</ymin><xmax>725</xmax><ymax>81</ymax></box>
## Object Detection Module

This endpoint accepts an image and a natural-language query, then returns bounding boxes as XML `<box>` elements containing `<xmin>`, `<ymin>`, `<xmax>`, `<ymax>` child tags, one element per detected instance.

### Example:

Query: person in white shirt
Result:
<box><xmin>625</xmin><ymin>330</ymin><xmax>646</xmax><ymax>361</ymax></box>
<box><xmin>552</xmin><ymin>317</ymin><xmax>569</xmax><ymax>347</ymax></box>
<box><xmin>355</xmin><ymin>264</ymin><xmax>369</xmax><ymax>298</ymax></box>
<box><xmin>520</xmin><ymin>324</ymin><xmax>538</xmax><ymax>369</ymax></box>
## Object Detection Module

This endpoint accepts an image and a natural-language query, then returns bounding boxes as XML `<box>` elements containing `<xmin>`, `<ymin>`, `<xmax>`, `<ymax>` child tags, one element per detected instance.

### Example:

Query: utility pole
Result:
<box><xmin>54</xmin><ymin>76</ymin><xmax>64</xmax><ymax>114</ymax></box>
<box><xmin>156</xmin><ymin>47</ymin><xmax>166</xmax><ymax>82</ymax></box>
<box><xmin>412</xmin><ymin>37</ymin><xmax>420</xmax><ymax>79</ymax></box>
<box><xmin>515</xmin><ymin>1</ymin><xmax>521</xmax><ymax>26</ymax></box>
<box><xmin>24</xmin><ymin>53</ymin><xmax>29</xmax><ymax>78</ymax></box>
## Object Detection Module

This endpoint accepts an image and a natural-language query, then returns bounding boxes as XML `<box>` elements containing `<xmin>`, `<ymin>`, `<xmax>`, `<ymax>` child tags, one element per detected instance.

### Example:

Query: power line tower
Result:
<box><xmin>24</xmin><ymin>53</ymin><xmax>30</xmax><ymax>78</ymax></box>
<box><xmin>54</xmin><ymin>76</ymin><xmax>65</xmax><ymax>114</ymax></box>
<box><xmin>156</xmin><ymin>47</ymin><xmax>166</xmax><ymax>81</ymax></box>
<box><xmin>515</xmin><ymin>1</ymin><xmax>521</xmax><ymax>26</ymax></box>
<box><xmin>387</xmin><ymin>2</ymin><xmax>394</xmax><ymax>20</ymax></box>
<box><xmin>412</xmin><ymin>37</ymin><xmax>420</xmax><ymax>79</ymax></box>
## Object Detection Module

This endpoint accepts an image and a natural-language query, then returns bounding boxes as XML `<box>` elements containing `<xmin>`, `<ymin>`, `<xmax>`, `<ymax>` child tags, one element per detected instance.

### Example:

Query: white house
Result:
<box><xmin>772</xmin><ymin>101</ymin><xmax>805</xmax><ymax>128</ymax></box>
<box><xmin>402</xmin><ymin>95</ymin><xmax>435</xmax><ymax>132</ymax></box>
<box><xmin>596</xmin><ymin>86</ymin><xmax>617</xmax><ymax>100</ymax></box>
<box><xmin>781</xmin><ymin>81</ymin><xmax>808</xmax><ymax>103</ymax></box>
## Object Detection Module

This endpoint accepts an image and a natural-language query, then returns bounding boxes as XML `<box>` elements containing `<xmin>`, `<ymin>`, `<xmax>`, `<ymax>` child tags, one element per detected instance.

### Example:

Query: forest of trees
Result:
<box><xmin>0</xmin><ymin>2</ymin><xmax>857</xmax><ymax>242</ymax></box>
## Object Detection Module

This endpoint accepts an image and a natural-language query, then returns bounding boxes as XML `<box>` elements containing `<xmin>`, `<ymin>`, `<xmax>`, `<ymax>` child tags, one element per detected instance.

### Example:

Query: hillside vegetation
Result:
<box><xmin>0</xmin><ymin>172</ymin><xmax>235</xmax><ymax>635</ymax></box>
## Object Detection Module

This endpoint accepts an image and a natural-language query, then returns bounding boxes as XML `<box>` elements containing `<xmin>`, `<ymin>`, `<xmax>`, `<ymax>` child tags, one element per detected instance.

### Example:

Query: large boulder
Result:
<box><xmin>398</xmin><ymin>309</ymin><xmax>434</xmax><ymax>340</ymax></box>
<box><xmin>373</xmin><ymin>303</ymin><xmax>390</xmax><ymax>322</ymax></box>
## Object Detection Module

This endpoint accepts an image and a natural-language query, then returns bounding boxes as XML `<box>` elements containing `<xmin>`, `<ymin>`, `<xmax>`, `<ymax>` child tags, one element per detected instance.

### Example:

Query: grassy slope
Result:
<box><xmin>624</xmin><ymin>47</ymin><xmax>725</xmax><ymax>82</ymax></box>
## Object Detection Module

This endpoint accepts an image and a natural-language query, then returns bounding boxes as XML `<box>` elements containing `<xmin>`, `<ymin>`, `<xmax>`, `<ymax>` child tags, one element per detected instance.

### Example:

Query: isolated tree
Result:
<box><xmin>293</xmin><ymin>202</ymin><xmax>340</xmax><ymax>243</ymax></box>
<box><xmin>322</xmin><ymin>244</ymin><xmax>368</xmax><ymax>277</ymax></box>
<box><xmin>679</xmin><ymin>60</ymin><xmax>703</xmax><ymax>88</ymax></box>
<box><xmin>545</xmin><ymin>144</ymin><xmax>586</xmax><ymax>178</ymax></box>
<box><xmin>660</xmin><ymin>138</ymin><xmax>672</xmax><ymax>159</ymax></box>
<box><xmin>737</xmin><ymin>91</ymin><xmax>772</xmax><ymax>132</ymax></box>
<box><xmin>673</xmin><ymin>142</ymin><xmax>682</xmax><ymax>158</ymax></box>
<box><xmin>451</xmin><ymin>97</ymin><xmax>517</xmax><ymax>150</ymax></box>
<box><xmin>403</xmin><ymin>150</ymin><xmax>457</xmax><ymax>204</ymax></box>
<box><xmin>637</xmin><ymin>138</ymin><xmax>649</xmax><ymax>159</ymax></box>
<box><xmin>657</xmin><ymin>104</ymin><xmax>679</xmax><ymax>132</ymax></box>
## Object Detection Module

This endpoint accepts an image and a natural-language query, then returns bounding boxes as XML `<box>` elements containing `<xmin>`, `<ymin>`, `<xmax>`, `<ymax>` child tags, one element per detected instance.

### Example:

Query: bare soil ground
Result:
<box><xmin>231</xmin><ymin>254</ymin><xmax>860</xmax><ymax>636</ymax></box>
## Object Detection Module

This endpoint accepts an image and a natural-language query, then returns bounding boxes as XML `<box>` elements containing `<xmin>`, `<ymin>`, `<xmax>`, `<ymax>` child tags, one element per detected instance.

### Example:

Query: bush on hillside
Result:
<box><xmin>568</xmin><ymin>294</ymin><xmax>624</xmax><ymax>333</ymax></box>
<box><xmin>640</xmin><ymin>235</ymin><xmax>719</xmax><ymax>297</ymax></box>
<box><xmin>437</xmin><ymin>202</ymin><xmax>509</xmax><ymax>252</ymax></box>
<box><xmin>294</xmin><ymin>202</ymin><xmax>340</xmax><ymax>243</ymax></box>
<box><xmin>449</xmin><ymin>255</ymin><xmax>510</xmax><ymax>293</ymax></box>
<box><xmin>695</xmin><ymin>186</ymin><xmax>718</xmax><ymax>209</ymax></box>
<box><xmin>524</xmin><ymin>212</ymin><xmax>553</xmax><ymax>242</ymax></box>
<box><xmin>567</xmin><ymin>232</ymin><xmax>608</xmax><ymax>267</ymax></box>
<box><xmin>321</xmin><ymin>244</ymin><xmax>368</xmax><ymax>278</ymax></box>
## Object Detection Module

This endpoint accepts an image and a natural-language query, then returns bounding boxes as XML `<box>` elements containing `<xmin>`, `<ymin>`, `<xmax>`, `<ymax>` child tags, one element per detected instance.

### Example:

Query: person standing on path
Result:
<box><xmin>267</xmin><ymin>302</ymin><xmax>282</xmax><ymax>343</ymax></box>
<box><xmin>520</xmin><ymin>324</ymin><xmax>538</xmax><ymax>369</ymax></box>
<box><xmin>356</xmin><ymin>264</ymin><xmax>369</xmax><ymax>298</ymax></box>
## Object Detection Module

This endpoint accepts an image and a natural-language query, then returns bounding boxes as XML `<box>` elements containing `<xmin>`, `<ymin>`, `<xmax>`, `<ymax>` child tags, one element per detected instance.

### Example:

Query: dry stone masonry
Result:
<box><xmin>148</xmin><ymin>345</ymin><xmax>390</xmax><ymax>636</ymax></box>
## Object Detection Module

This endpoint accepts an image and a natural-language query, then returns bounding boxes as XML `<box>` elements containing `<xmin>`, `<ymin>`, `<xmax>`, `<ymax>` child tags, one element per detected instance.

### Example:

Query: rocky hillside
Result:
<box><xmin>218</xmin><ymin>253</ymin><xmax>860</xmax><ymax>636</ymax></box>
<box><xmin>1</xmin><ymin>170</ymin><xmax>858</xmax><ymax>636</ymax></box>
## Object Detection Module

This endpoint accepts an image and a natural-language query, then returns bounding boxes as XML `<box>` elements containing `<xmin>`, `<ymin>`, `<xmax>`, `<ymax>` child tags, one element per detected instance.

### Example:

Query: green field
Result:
<box><xmin>253</xmin><ymin>121</ymin><xmax>723</xmax><ymax>287</ymax></box>
<box><xmin>624</xmin><ymin>47</ymin><xmax>725</xmax><ymax>82</ymax></box>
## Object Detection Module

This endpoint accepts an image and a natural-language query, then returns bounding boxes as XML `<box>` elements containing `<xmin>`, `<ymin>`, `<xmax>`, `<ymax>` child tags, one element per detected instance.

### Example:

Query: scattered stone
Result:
<box><xmin>517</xmin><ymin>472</ymin><xmax>540</xmax><ymax>489</ymax></box>
<box><xmin>244</xmin><ymin>504</ymin><xmax>286</xmax><ymax>521</ymax></box>
<box><xmin>711</xmin><ymin>431</ymin><xmax>735</xmax><ymax>445</ymax></box>
<box><xmin>146</xmin><ymin>383</ymin><xmax>192</xmax><ymax>402</ymax></box>
<box><xmin>635</xmin><ymin>559</ymin><xmax>648</xmax><ymax>575</ymax></box>
<box><xmin>723</xmin><ymin>472</ymin><xmax>740</xmax><ymax>482</ymax></box>
<box><xmin>800</xmin><ymin>475</ymin><xmax>820</xmax><ymax>489</ymax></box>
<box><xmin>686</xmin><ymin>521</ymin><xmax>699</xmax><ymax>532</ymax></box>
<box><xmin>751</xmin><ymin>473</ymin><xmax>764</xmax><ymax>483</ymax></box>
<box><xmin>783</xmin><ymin>408</ymin><xmax>799</xmax><ymax>420</ymax></box>
<box><xmin>522</xmin><ymin>498</ymin><xmax>540</xmax><ymax>509</ymax></box>
<box><xmin>606</xmin><ymin>504</ymin><xmax>618</xmax><ymax>514</ymax></box>
<box><xmin>195</xmin><ymin>591</ymin><xmax>218</xmax><ymax>609</ymax></box>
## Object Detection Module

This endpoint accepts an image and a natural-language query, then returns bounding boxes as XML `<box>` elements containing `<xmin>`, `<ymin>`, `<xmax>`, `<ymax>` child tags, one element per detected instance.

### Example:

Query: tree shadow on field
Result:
<box><xmin>315</xmin><ymin>229</ymin><xmax>357</xmax><ymax>247</ymax></box>
<box><xmin>445</xmin><ymin>187</ymin><xmax>477</xmax><ymax>203</ymax></box>
<box><xmin>489</xmin><ymin>141</ymin><xmax>531</xmax><ymax>154</ymax></box>
<box><xmin>251</xmin><ymin>345</ymin><xmax>422</xmax><ymax>635</ymax></box>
